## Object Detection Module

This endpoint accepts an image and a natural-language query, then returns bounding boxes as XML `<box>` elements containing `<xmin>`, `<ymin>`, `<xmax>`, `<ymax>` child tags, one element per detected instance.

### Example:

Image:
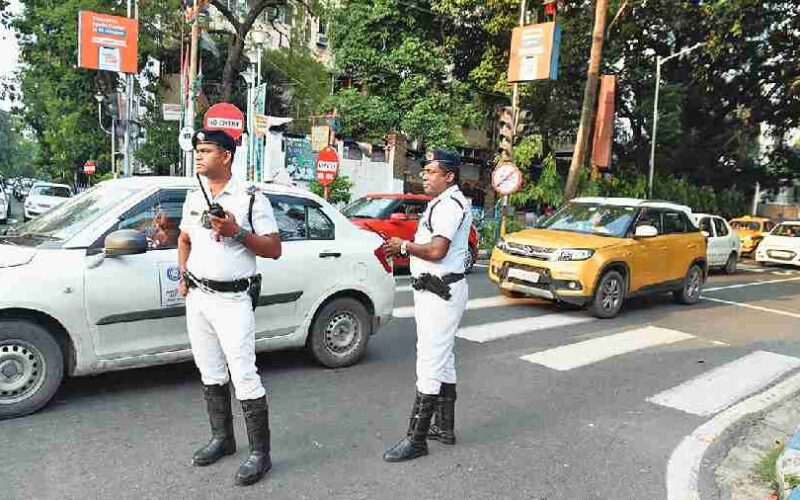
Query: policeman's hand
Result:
<box><xmin>383</xmin><ymin>237</ymin><xmax>404</xmax><ymax>257</ymax></box>
<box><xmin>209</xmin><ymin>211</ymin><xmax>239</xmax><ymax>239</ymax></box>
<box><xmin>178</xmin><ymin>279</ymin><xmax>189</xmax><ymax>297</ymax></box>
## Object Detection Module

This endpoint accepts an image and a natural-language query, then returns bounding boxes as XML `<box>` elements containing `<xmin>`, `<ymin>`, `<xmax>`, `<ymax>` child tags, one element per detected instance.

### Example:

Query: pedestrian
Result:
<box><xmin>177</xmin><ymin>128</ymin><xmax>282</xmax><ymax>486</ymax></box>
<box><xmin>381</xmin><ymin>148</ymin><xmax>472</xmax><ymax>462</ymax></box>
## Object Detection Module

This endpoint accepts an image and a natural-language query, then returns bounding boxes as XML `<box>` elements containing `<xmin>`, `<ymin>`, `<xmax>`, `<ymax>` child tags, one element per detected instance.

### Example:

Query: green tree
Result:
<box><xmin>309</xmin><ymin>174</ymin><xmax>353</xmax><ymax>204</ymax></box>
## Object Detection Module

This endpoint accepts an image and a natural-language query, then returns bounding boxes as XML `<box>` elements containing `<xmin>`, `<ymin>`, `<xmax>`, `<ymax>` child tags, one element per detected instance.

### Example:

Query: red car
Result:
<box><xmin>343</xmin><ymin>193</ymin><xmax>479</xmax><ymax>273</ymax></box>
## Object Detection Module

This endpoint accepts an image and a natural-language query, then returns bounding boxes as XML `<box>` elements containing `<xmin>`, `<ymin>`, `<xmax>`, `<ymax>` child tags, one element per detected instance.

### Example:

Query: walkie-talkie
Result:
<box><xmin>196</xmin><ymin>174</ymin><xmax>226</xmax><ymax>218</ymax></box>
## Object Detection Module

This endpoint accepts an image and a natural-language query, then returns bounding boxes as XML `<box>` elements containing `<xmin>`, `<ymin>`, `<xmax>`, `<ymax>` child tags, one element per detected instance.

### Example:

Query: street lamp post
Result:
<box><xmin>94</xmin><ymin>93</ymin><xmax>117</xmax><ymax>178</ymax></box>
<box><xmin>241</xmin><ymin>62</ymin><xmax>257</xmax><ymax>181</ymax></box>
<box><xmin>648</xmin><ymin>42</ymin><xmax>706</xmax><ymax>198</ymax></box>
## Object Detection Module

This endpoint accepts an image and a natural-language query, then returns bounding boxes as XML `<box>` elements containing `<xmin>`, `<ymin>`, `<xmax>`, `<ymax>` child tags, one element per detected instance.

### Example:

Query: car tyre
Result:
<box><xmin>673</xmin><ymin>264</ymin><xmax>704</xmax><ymax>305</ymax></box>
<box><xmin>0</xmin><ymin>320</ymin><xmax>64</xmax><ymax>420</ymax></box>
<box><xmin>464</xmin><ymin>246</ymin><xmax>478</xmax><ymax>274</ymax></box>
<box><xmin>723</xmin><ymin>253</ymin><xmax>738</xmax><ymax>275</ymax></box>
<box><xmin>588</xmin><ymin>270</ymin><xmax>625</xmax><ymax>319</ymax></box>
<box><xmin>308</xmin><ymin>298</ymin><xmax>371</xmax><ymax>368</ymax></box>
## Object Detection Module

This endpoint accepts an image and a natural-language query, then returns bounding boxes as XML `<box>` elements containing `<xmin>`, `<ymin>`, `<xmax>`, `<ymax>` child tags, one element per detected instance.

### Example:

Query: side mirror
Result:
<box><xmin>701</xmin><ymin>230</ymin><xmax>710</xmax><ymax>238</ymax></box>
<box><xmin>104</xmin><ymin>229</ymin><xmax>147</xmax><ymax>257</ymax></box>
<box><xmin>389</xmin><ymin>213</ymin><xmax>408</xmax><ymax>223</ymax></box>
<box><xmin>634</xmin><ymin>225</ymin><xmax>658</xmax><ymax>238</ymax></box>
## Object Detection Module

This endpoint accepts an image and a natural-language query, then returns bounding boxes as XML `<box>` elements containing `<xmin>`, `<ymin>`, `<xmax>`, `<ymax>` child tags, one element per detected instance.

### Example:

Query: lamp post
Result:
<box><xmin>241</xmin><ymin>61</ymin><xmax>257</xmax><ymax>181</ymax></box>
<box><xmin>648</xmin><ymin>42</ymin><xmax>706</xmax><ymax>197</ymax></box>
<box><xmin>94</xmin><ymin>93</ymin><xmax>117</xmax><ymax>178</ymax></box>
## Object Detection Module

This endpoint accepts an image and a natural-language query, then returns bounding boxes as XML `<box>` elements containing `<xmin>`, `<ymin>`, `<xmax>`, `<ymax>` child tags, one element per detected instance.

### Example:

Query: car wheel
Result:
<box><xmin>722</xmin><ymin>253</ymin><xmax>738</xmax><ymax>274</ymax></box>
<box><xmin>0</xmin><ymin>320</ymin><xmax>64</xmax><ymax>420</ymax></box>
<box><xmin>673</xmin><ymin>264</ymin><xmax>704</xmax><ymax>305</ymax></box>
<box><xmin>588</xmin><ymin>270</ymin><xmax>625</xmax><ymax>319</ymax></box>
<box><xmin>308</xmin><ymin>297</ymin><xmax>371</xmax><ymax>368</ymax></box>
<box><xmin>464</xmin><ymin>246</ymin><xmax>478</xmax><ymax>274</ymax></box>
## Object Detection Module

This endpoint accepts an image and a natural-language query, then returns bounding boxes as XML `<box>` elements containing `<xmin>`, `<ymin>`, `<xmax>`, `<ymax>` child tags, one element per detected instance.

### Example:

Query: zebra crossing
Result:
<box><xmin>392</xmin><ymin>273</ymin><xmax>800</xmax><ymax>419</ymax></box>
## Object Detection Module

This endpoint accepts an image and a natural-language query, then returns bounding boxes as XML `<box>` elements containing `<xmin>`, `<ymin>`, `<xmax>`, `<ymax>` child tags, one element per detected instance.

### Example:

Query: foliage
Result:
<box><xmin>309</xmin><ymin>174</ymin><xmax>353</xmax><ymax>204</ymax></box>
<box><xmin>479</xmin><ymin>217</ymin><xmax>523</xmax><ymax>250</ymax></box>
<box><xmin>0</xmin><ymin>110</ymin><xmax>40</xmax><ymax>178</ymax></box>
<box><xmin>755</xmin><ymin>444</ymin><xmax>783</xmax><ymax>491</ymax></box>
<box><xmin>510</xmin><ymin>154</ymin><xmax>564</xmax><ymax>208</ymax></box>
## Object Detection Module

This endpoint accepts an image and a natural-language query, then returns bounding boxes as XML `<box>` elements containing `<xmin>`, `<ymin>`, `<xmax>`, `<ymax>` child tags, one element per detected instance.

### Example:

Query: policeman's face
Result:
<box><xmin>422</xmin><ymin>162</ymin><xmax>455</xmax><ymax>197</ymax></box>
<box><xmin>195</xmin><ymin>143</ymin><xmax>232</xmax><ymax>178</ymax></box>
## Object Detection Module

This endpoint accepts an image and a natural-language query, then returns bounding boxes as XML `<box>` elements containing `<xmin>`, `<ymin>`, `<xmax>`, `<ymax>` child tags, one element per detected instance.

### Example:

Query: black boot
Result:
<box><xmin>383</xmin><ymin>391</ymin><xmax>436</xmax><ymax>462</ymax></box>
<box><xmin>193</xmin><ymin>383</ymin><xmax>236</xmax><ymax>466</ymax></box>
<box><xmin>428</xmin><ymin>383</ymin><xmax>456</xmax><ymax>445</ymax></box>
<box><xmin>235</xmin><ymin>396</ymin><xmax>272</xmax><ymax>486</ymax></box>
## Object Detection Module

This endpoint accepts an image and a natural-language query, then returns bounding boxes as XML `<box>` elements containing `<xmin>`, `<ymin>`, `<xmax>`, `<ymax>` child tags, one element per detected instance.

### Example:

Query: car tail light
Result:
<box><xmin>374</xmin><ymin>245</ymin><xmax>393</xmax><ymax>274</ymax></box>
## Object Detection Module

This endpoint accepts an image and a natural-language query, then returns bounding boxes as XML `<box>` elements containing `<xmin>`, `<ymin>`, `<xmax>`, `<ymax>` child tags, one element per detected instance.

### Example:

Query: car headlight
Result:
<box><xmin>554</xmin><ymin>249</ymin><xmax>595</xmax><ymax>261</ymax></box>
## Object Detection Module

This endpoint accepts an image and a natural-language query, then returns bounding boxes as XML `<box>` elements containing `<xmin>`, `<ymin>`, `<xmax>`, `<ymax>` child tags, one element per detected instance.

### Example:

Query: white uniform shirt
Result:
<box><xmin>180</xmin><ymin>177</ymin><xmax>278</xmax><ymax>281</ymax></box>
<box><xmin>410</xmin><ymin>185</ymin><xmax>472</xmax><ymax>278</ymax></box>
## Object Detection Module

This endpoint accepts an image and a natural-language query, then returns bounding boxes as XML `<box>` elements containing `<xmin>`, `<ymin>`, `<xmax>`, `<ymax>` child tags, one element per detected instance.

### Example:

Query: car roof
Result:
<box><xmin>730</xmin><ymin>216</ymin><xmax>771</xmax><ymax>221</ymax></box>
<box><xmin>776</xmin><ymin>221</ymin><xmax>800</xmax><ymax>226</ymax></box>
<box><xmin>31</xmin><ymin>181</ymin><xmax>71</xmax><ymax>188</ymax></box>
<box><xmin>692</xmin><ymin>213</ymin><xmax>724</xmax><ymax>220</ymax></box>
<box><xmin>362</xmin><ymin>193</ymin><xmax>432</xmax><ymax>201</ymax></box>
<box><xmin>572</xmin><ymin>197</ymin><xmax>693</xmax><ymax>213</ymax></box>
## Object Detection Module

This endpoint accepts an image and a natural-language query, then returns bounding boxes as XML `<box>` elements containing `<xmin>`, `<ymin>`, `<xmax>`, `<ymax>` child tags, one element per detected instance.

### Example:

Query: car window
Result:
<box><xmin>764</xmin><ymin>222</ymin><xmax>775</xmax><ymax>232</ymax></box>
<box><xmin>636</xmin><ymin>208</ymin><xmax>664</xmax><ymax>234</ymax></box>
<box><xmin>713</xmin><ymin>218</ymin><xmax>729</xmax><ymax>237</ymax></box>
<box><xmin>341</xmin><ymin>197</ymin><xmax>399</xmax><ymax>219</ymax></box>
<box><xmin>308</xmin><ymin>206</ymin><xmax>335</xmax><ymax>240</ymax></box>
<box><xmin>731</xmin><ymin>220</ymin><xmax>760</xmax><ymax>231</ymax></box>
<box><xmin>540</xmin><ymin>202</ymin><xmax>637</xmax><ymax>237</ymax></box>
<box><xmin>395</xmin><ymin>200</ymin><xmax>427</xmax><ymax>220</ymax></box>
<box><xmin>663</xmin><ymin>211</ymin><xmax>689</xmax><ymax>234</ymax></box>
<box><xmin>31</xmin><ymin>186</ymin><xmax>71</xmax><ymax>197</ymax></box>
<box><xmin>270</xmin><ymin>197</ymin><xmax>308</xmax><ymax>241</ymax></box>
<box><xmin>773</xmin><ymin>224</ymin><xmax>800</xmax><ymax>237</ymax></box>
<box><xmin>111</xmin><ymin>189</ymin><xmax>187</xmax><ymax>250</ymax></box>
<box><xmin>698</xmin><ymin>217</ymin><xmax>714</xmax><ymax>236</ymax></box>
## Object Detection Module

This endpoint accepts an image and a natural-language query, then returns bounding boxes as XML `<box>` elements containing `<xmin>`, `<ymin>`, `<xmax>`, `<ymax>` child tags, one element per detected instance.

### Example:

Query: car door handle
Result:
<box><xmin>319</xmin><ymin>252</ymin><xmax>341</xmax><ymax>258</ymax></box>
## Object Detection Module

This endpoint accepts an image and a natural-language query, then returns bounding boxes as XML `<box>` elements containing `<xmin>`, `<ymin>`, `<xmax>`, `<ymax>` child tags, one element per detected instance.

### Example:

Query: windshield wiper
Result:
<box><xmin>19</xmin><ymin>232</ymin><xmax>61</xmax><ymax>240</ymax></box>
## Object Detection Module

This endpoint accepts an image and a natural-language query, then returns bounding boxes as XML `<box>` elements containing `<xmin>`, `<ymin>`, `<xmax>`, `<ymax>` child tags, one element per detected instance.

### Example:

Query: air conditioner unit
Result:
<box><xmin>316</xmin><ymin>34</ymin><xmax>328</xmax><ymax>48</ymax></box>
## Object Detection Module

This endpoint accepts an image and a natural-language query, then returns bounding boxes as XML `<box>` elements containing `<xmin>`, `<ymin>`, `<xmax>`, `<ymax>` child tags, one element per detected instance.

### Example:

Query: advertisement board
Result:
<box><xmin>78</xmin><ymin>11</ymin><xmax>139</xmax><ymax>74</ymax></box>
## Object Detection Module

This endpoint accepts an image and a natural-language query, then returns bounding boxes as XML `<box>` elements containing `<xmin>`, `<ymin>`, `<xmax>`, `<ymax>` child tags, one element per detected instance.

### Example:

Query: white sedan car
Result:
<box><xmin>0</xmin><ymin>176</ymin><xmax>395</xmax><ymax>419</ymax></box>
<box><xmin>0</xmin><ymin>187</ymin><xmax>8</xmax><ymax>225</ymax></box>
<box><xmin>23</xmin><ymin>182</ymin><xmax>73</xmax><ymax>221</ymax></box>
<box><xmin>693</xmin><ymin>213</ymin><xmax>741</xmax><ymax>274</ymax></box>
<box><xmin>756</xmin><ymin>221</ymin><xmax>800</xmax><ymax>267</ymax></box>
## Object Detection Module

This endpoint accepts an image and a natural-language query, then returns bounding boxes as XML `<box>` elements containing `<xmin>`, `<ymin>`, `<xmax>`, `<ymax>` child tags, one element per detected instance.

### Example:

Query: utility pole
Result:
<box><xmin>121</xmin><ymin>0</ymin><xmax>137</xmax><ymax>177</ymax></box>
<box><xmin>564</xmin><ymin>0</ymin><xmax>609</xmax><ymax>200</ymax></box>
<box><xmin>184</xmin><ymin>0</ymin><xmax>200</xmax><ymax>178</ymax></box>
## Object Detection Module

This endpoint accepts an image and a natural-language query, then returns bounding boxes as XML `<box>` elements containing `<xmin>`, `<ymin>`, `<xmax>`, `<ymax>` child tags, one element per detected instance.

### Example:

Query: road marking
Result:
<box><xmin>520</xmin><ymin>326</ymin><xmax>694</xmax><ymax>371</ymax></box>
<box><xmin>457</xmin><ymin>313</ymin><xmax>594</xmax><ymax>343</ymax></box>
<box><xmin>473</xmin><ymin>263</ymin><xmax>489</xmax><ymax>268</ymax></box>
<box><xmin>666</xmin><ymin>370</ymin><xmax>800</xmax><ymax>500</ymax></box>
<box><xmin>701</xmin><ymin>296</ymin><xmax>800</xmax><ymax>319</ymax></box>
<box><xmin>392</xmin><ymin>295</ymin><xmax>543</xmax><ymax>318</ymax></box>
<box><xmin>396</xmin><ymin>285</ymin><xmax>413</xmax><ymax>293</ymax></box>
<box><xmin>704</xmin><ymin>276</ymin><xmax>800</xmax><ymax>292</ymax></box>
<box><xmin>648</xmin><ymin>350</ymin><xmax>800</xmax><ymax>416</ymax></box>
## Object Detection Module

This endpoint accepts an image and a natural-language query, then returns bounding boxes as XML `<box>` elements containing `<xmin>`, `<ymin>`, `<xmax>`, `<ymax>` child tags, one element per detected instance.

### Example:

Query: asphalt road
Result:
<box><xmin>1</xmin><ymin>194</ymin><xmax>23</xmax><ymax>229</ymax></box>
<box><xmin>1</xmin><ymin>254</ymin><xmax>799</xmax><ymax>499</ymax></box>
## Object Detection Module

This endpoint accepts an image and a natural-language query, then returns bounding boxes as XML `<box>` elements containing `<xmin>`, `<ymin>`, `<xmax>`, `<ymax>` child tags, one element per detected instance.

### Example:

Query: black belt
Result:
<box><xmin>185</xmin><ymin>272</ymin><xmax>252</xmax><ymax>293</ymax></box>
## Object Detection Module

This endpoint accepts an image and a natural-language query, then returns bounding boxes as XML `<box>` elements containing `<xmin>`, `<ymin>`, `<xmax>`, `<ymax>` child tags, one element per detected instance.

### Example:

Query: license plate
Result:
<box><xmin>507</xmin><ymin>267</ymin><xmax>540</xmax><ymax>283</ymax></box>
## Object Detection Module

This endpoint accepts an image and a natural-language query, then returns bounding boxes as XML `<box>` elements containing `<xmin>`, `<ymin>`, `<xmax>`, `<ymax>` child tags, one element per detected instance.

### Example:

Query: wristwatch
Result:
<box><xmin>232</xmin><ymin>227</ymin><xmax>248</xmax><ymax>243</ymax></box>
<box><xmin>400</xmin><ymin>240</ymin><xmax>409</xmax><ymax>257</ymax></box>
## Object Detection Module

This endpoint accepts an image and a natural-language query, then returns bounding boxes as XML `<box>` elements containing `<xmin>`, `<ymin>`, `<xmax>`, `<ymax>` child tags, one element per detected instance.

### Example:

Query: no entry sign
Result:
<box><xmin>84</xmin><ymin>160</ymin><xmax>96</xmax><ymax>175</ymax></box>
<box><xmin>315</xmin><ymin>146</ymin><xmax>339</xmax><ymax>186</ymax></box>
<box><xmin>203</xmin><ymin>103</ymin><xmax>244</xmax><ymax>141</ymax></box>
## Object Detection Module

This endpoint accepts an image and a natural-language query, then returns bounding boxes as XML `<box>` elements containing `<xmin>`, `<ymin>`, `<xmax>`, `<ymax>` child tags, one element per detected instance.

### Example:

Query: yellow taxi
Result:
<box><xmin>489</xmin><ymin>198</ymin><xmax>708</xmax><ymax>318</ymax></box>
<box><xmin>729</xmin><ymin>216</ymin><xmax>775</xmax><ymax>255</ymax></box>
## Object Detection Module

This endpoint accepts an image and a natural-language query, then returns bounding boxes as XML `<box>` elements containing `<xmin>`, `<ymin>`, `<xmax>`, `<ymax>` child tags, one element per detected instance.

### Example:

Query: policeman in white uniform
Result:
<box><xmin>381</xmin><ymin>148</ymin><xmax>472</xmax><ymax>462</ymax></box>
<box><xmin>177</xmin><ymin>129</ymin><xmax>282</xmax><ymax>486</ymax></box>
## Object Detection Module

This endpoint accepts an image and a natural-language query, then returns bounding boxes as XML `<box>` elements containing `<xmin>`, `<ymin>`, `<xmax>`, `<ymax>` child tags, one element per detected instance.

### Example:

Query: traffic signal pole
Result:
<box><xmin>184</xmin><ymin>0</ymin><xmax>200</xmax><ymax>178</ymax></box>
<box><xmin>501</xmin><ymin>0</ymin><xmax>528</xmax><ymax>238</ymax></box>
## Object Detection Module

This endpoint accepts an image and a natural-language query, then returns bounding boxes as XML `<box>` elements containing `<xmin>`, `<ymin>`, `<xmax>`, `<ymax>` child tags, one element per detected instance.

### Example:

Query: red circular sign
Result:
<box><xmin>315</xmin><ymin>146</ymin><xmax>339</xmax><ymax>186</ymax></box>
<box><xmin>203</xmin><ymin>103</ymin><xmax>245</xmax><ymax>141</ymax></box>
<box><xmin>84</xmin><ymin>160</ymin><xmax>96</xmax><ymax>175</ymax></box>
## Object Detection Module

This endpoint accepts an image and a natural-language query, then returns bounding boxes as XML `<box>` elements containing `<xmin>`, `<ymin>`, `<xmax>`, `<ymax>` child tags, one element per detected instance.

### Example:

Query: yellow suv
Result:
<box><xmin>729</xmin><ymin>216</ymin><xmax>775</xmax><ymax>255</ymax></box>
<box><xmin>489</xmin><ymin>198</ymin><xmax>708</xmax><ymax>318</ymax></box>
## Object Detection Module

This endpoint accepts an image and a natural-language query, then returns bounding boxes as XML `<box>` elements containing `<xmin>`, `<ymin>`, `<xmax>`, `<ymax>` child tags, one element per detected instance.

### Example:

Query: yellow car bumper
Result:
<box><xmin>488</xmin><ymin>247</ymin><xmax>600</xmax><ymax>305</ymax></box>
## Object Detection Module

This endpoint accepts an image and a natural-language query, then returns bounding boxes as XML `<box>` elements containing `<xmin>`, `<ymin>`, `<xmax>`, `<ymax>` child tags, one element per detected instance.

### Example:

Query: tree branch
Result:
<box><xmin>209</xmin><ymin>0</ymin><xmax>242</xmax><ymax>34</ymax></box>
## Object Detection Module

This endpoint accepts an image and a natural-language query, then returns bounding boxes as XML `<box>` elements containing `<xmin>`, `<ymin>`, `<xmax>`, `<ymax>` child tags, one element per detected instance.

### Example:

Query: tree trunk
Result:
<box><xmin>220</xmin><ymin>32</ymin><xmax>245</xmax><ymax>102</ymax></box>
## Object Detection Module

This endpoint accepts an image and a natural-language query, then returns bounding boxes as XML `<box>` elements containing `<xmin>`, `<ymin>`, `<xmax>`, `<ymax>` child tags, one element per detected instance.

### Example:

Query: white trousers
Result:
<box><xmin>185</xmin><ymin>289</ymin><xmax>266</xmax><ymax>401</ymax></box>
<box><xmin>413</xmin><ymin>280</ymin><xmax>468</xmax><ymax>395</ymax></box>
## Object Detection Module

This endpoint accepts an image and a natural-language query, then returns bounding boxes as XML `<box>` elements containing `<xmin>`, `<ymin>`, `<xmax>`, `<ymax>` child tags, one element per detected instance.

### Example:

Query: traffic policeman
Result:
<box><xmin>381</xmin><ymin>148</ymin><xmax>472</xmax><ymax>462</ymax></box>
<box><xmin>177</xmin><ymin>129</ymin><xmax>282</xmax><ymax>486</ymax></box>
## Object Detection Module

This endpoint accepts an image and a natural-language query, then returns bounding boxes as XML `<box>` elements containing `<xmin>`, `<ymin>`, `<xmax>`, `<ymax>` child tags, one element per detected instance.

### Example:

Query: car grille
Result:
<box><xmin>504</xmin><ymin>241</ymin><xmax>555</xmax><ymax>260</ymax></box>
<box><xmin>767</xmin><ymin>249</ymin><xmax>797</xmax><ymax>261</ymax></box>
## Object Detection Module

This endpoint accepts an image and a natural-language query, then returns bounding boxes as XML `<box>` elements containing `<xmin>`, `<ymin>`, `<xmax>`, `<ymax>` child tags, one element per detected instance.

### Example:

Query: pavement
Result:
<box><xmin>1</xmin><ymin>210</ymin><xmax>800</xmax><ymax>498</ymax></box>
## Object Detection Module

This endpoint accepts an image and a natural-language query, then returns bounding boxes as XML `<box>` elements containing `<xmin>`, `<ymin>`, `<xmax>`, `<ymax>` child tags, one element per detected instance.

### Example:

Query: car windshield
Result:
<box><xmin>341</xmin><ymin>197</ymin><xmax>399</xmax><ymax>219</ymax></box>
<box><xmin>30</xmin><ymin>185</ymin><xmax>71</xmax><ymax>197</ymax></box>
<box><xmin>539</xmin><ymin>202</ymin><xmax>637</xmax><ymax>237</ymax></box>
<box><xmin>772</xmin><ymin>224</ymin><xmax>800</xmax><ymax>237</ymax></box>
<box><xmin>730</xmin><ymin>221</ymin><xmax>761</xmax><ymax>231</ymax></box>
<box><xmin>12</xmin><ymin>183</ymin><xmax>139</xmax><ymax>241</ymax></box>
